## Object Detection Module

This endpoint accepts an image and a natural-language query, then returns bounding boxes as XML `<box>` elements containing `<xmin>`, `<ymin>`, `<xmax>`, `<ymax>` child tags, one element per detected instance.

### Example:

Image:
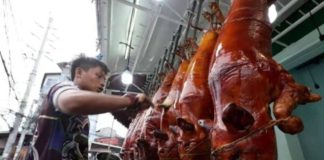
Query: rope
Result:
<box><xmin>180</xmin><ymin>137</ymin><xmax>211</xmax><ymax>158</ymax></box>
<box><xmin>211</xmin><ymin>118</ymin><xmax>289</xmax><ymax>155</ymax></box>
<box><xmin>160</xmin><ymin>158</ymin><xmax>180</xmax><ymax>160</ymax></box>
<box><xmin>187</xmin><ymin>137</ymin><xmax>210</xmax><ymax>153</ymax></box>
<box><xmin>160</xmin><ymin>142</ymin><xmax>179</xmax><ymax>158</ymax></box>
<box><xmin>180</xmin><ymin>152</ymin><xmax>210</xmax><ymax>159</ymax></box>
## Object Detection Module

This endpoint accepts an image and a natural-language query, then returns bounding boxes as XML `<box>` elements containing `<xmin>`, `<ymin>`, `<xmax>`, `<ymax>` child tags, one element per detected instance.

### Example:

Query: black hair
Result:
<box><xmin>70</xmin><ymin>54</ymin><xmax>109</xmax><ymax>80</ymax></box>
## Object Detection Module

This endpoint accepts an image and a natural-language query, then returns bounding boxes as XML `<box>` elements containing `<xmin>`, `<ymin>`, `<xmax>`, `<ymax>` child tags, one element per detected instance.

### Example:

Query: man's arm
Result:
<box><xmin>57</xmin><ymin>89</ymin><xmax>145</xmax><ymax>115</ymax></box>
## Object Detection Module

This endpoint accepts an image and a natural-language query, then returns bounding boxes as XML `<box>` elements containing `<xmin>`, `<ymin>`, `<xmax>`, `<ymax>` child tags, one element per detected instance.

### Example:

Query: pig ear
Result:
<box><xmin>153</xmin><ymin>129</ymin><xmax>169</xmax><ymax>141</ymax></box>
<box><xmin>222</xmin><ymin>103</ymin><xmax>255</xmax><ymax>133</ymax></box>
<box><xmin>176</xmin><ymin>118</ymin><xmax>195</xmax><ymax>132</ymax></box>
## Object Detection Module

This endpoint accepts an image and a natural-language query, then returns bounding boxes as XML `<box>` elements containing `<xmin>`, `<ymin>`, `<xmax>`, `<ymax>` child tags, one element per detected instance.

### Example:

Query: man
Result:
<box><xmin>29</xmin><ymin>55</ymin><xmax>150</xmax><ymax>160</ymax></box>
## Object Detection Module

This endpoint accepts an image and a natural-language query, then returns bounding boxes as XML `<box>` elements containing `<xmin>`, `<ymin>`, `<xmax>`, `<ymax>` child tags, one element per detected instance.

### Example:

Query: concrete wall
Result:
<box><xmin>289</xmin><ymin>56</ymin><xmax>324</xmax><ymax>160</ymax></box>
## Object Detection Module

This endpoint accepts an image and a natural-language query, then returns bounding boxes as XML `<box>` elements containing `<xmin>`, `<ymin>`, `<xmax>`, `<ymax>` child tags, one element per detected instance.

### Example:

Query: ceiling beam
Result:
<box><xmin>124</xmin><ymin>0</ymin><xmax>137</xmax><ymax>60</ymax></box>
<box><xmin>97</xmin><ymin>0</ymin><xmax>112</xmax><ymax>63</ymax></box>
<box><xmin>114</xmin><ymin>0</ymin><xmax>187</xmax><ymax>27</ymax></box>
<box><xmin>274</xmin><ymin>40</ymin><xmax>288</xmax><ymax>47</ymax></box>
<box><xmin>274</xmin><ymin>24</ymin><xmax>324</xmax><ymax>70</ymax></box>
<box><xmin>161</xmin><ymin>0</ymin><xmax>187</xmax><ymax>23</ymax></box>
<box><xmin>272</xmin><ymin>0</ymin><xmax>308</xmax><ymax>27</ymax></box>
<box><xmin>124</xmin><ymin>5</ymin><xmax>162</xmax><ymax>92</ymax></box>
<box><xmin>140</xmin><ymin>6</ymin><xmax>162</xmax><ymax>65</ymax></box>
<box><xmin>272</xmin><ymin>1</ymin><xmax>324</xmax><ymax>43</ymax></box>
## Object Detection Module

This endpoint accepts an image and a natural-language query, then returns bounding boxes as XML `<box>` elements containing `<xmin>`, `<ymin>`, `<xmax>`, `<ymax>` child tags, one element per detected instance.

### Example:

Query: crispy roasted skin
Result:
<box><xmin>121</xmin><ymin>110</ymin><xmax>146</xmax><ymax>160</ymax></box>
<box><xmin>158</xmin><ymin>60</ymin><xmax>190</xmax><ymax>160</ymax></box>
<box><xmin>136</xmin><ymin>71</ymin><xmax>176</xmax><ymax>160</ymax></box>
<box><xmin>176</xmin><ymin>29</ymin><xmax>218</xmax><ymax>160</ymax></box>
<box><xmin>208</xmin><ymin>0</ymin><xmax>320</xmax><ymax>160</ymax></box>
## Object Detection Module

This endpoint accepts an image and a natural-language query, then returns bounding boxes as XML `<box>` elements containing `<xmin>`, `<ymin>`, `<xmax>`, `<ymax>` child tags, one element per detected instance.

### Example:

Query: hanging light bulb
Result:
<box><xmin>268</xmin><ymin>4</ymin><xmax>277</xmax><ymax>23</ymax></box>
<box><xmin>121</xmin><ymin>70</ymin><xmax>133</xmax><ymax>85</ymax></box>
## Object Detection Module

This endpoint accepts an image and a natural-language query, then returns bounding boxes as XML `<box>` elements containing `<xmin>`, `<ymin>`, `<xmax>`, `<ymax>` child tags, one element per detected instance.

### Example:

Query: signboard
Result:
<box><xmin>40</xmin><ymin>73</ymin><xmax>61</xmax><ymax>95</ymax></box>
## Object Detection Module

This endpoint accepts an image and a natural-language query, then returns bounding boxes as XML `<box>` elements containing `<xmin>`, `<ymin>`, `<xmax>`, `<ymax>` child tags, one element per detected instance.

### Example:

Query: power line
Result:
<box><xmin>3</xmin><ymin>0</ymin><xmax>20</xmax><ymax>39</ymax></box>
<box><xmin>1</xmin><ymin>108</ymin><xmax>30</xmax><ymax>118</ymax></box>
<box><xmin>0</xmin><ymin>114</ymin><xmax>11</xmax><ymax>128</ymax></box>
<box><xmin>0</xmin><ymin>51</ymin><xmax>19</xmax><ymax>101</ymax></box>
<box><xmin>1</xmin><ymin>0</ymin><xmax>17</xmax><ymax>85</ymax></box>
<box><xmin>2</xmin><ymin>17</ymin><xmax>54</xmax><ymax>159</ymax></box>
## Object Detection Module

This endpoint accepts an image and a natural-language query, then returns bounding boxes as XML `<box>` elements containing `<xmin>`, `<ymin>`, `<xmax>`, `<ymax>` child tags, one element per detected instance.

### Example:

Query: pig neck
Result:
<box><xmin>220</xmin><ymin>0</ymin><xmax>273</xmax><ymax>58</ymax></box>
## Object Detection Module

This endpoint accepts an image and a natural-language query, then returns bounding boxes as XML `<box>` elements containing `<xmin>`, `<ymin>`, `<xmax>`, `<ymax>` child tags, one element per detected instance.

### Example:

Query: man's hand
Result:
<box><xmin>136</xmin><ymin>93</ymin><xmax>147</xmax><ymax>103</ymax></box>
<box><xmin>124</xmin><ymin>93</ymin><xmax>152</xmax><ymax>112</ymax></box>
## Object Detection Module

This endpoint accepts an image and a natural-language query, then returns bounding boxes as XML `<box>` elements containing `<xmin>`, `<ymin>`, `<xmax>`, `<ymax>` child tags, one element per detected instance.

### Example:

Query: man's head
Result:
<box><xmin>71</xmin><ymin>55</ymin><xmax>109</xmax><ymax>92</ymax></box>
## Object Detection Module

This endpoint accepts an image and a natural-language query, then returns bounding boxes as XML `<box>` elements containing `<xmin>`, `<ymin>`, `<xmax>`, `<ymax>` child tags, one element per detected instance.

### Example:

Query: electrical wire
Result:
<box><xmin>0</xmin><ymin>108</ymin><xmax>26</xmax><ymax>129</ymax></box>
<box><xmin>0</xmin><ymin>113</ymin><xmax>12</xmax><ymax>127</ymax></box>
<box><xmin>0</xmin><ymin>51</ymin><xmax>20</xmax><ymax>101</ymax></box>
<box><xmin>4</xmin><ymin>0</ymin><xmax>20</xmax><ymax>39</ymax></box>
<box><xmin>1</xmin><ymin>0</ymin><xmax>18</xmax><ymax>89</ymax></box>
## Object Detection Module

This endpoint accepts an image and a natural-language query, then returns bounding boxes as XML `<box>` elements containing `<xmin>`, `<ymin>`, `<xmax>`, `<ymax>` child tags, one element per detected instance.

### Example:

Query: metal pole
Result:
<box><xmin>183</xmin><ymin>0</ymin><xmax>197</xmax><ymax>40</ymax></box>
<box><xmin>167</xmin><ymin>34</ymin><xmax>176</xmax><ymax>63</ymax></box>
<box><xmin>156</xmin><ymin>58</ymin><xmax>163</xmax><ymax>78</ymax></box>
<box><xmin>153</xmin><ymin>59</ymin><xmax>162</xmax><ymax>91</ymax></box>
<box><xmin>124</xmin><ymin>4</ymin><xmax>162</xmax><ymax>93</ymax></box>
<box><xmin>171</xmin><ymin>25</ymin><xmax>183</xmax><ymax>66</ymax></box>
<box><xmin>147</xmin><ymin>67</ymin><xmax>157</xmax><ymax>94</ymax></box>
<box><xmin>13</xmin><ymin>100</ymin><xmax>36</xmax><ymax>160</ymax></box>
<box><xmin>2</xmin><ymin>17</ymin><xmax>53</xmax><ymax>160</ymax></box>
<box><xmin>193</xmin><ymin>0</ymin><xmax>204</xmax><ymax>40</ymax></box>
<box><xmin>160</xmin><ymin>49</ymin><xmax>168</xmax><ymax>74</ymax></box>
<box><xmin>114</xmin><ymin>0</ymin><xmax>187</xmax><ymax>26</ymax></box>
<box><xmin>106</xmin><ymin>118</ymin><xmax>115</xmax><ymax>160</ymax></box>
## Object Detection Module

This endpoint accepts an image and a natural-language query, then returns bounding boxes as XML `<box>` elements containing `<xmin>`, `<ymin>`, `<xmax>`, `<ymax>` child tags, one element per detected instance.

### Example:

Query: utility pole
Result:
<box><xmin>13</xmin><ymin>100</ymin><xmax>38</xmax><ymax>160</ymax></box>
<box><xmin>2</xmin><ymin>16</ymin><xmax>53</xmax><ymax>159</ymax></box>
